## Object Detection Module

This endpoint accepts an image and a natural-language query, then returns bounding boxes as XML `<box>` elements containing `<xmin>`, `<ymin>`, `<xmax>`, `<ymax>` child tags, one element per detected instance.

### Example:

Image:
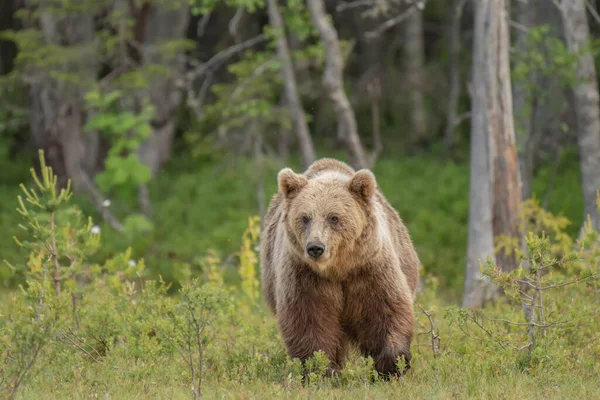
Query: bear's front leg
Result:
<box><xmin>345</xmin><ymin>273</ymin><xmax>415</xmax><ymax>379</ymax></box>
<box><xmin>371</xmin><ymin>337</ymin><xmax>412</xmax><ymax>379</ymax></box>
<box><xmin>275</xmin><ymin>267</ymin><xmax>345</xmax><ymax>375</ymax></box>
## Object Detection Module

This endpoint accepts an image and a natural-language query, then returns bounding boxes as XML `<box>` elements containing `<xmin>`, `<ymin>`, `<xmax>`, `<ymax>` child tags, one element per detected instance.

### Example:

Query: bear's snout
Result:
<box><xmin>306</xmin><ymin>242</ymin><xmax>325</xmax><ymax>260</ymax></box>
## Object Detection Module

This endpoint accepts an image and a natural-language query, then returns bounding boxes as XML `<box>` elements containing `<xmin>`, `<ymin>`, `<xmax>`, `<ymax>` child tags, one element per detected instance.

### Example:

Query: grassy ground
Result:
<box><xmin>11</xmin><ymin>288</ymin><xmax>600</xmax><ymax>400</ymax></box>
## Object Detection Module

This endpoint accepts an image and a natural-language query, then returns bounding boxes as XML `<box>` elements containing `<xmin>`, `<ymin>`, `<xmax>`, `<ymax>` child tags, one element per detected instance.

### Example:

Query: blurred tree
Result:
<box><xmin>555</xmin><ymin>0</ymin><xmax>600</xmax><ymax>231</ymax></box>
<box><xmin>444</xmin><ymin>0</ymin><xmax>467</xmax><ymax>154</ymax></box>
<box><xmin>511</xmin><ymin>1</ymin><xmax>569</xmax><ymax>201</ymax></box>
<box><xmin>0</xmin><ymin>0</ymin><xmax>17</xmax><ymax>75</ymax></box>
<box><xmin>464</xmin><ymin>0</ymin><xmax>521</xmax><ymax>308</ymax></box>
<box><xmin>22</xmin><ymin>2</ymin><xmax>98</xmax><ymax>190</ymax></box>
<box><xmin>135</xmin><ymin>2</ymin><xmax>190</xmax><ymax>216</ymax></box>
<box><xmin>404</xmin><ymin>4</ymin><xmax>427</xmax><ymax>144</ymax></box>
<box><xmin>3</xmin><ymin>0</ymin><xmax>193</xmax><ymax>226</ymax></box>
<box><xmin>266</xmin><ymin>0</ymin><xmax>316</xmax><ymax>169</ymax></box>
<box><xmin>307</xmin><ymin>0</ymin><xmax>372</xmax><ymax>169</ymax></box>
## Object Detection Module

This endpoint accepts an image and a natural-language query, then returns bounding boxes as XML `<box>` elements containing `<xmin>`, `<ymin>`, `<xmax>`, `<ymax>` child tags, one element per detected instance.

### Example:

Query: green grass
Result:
<box><xmin>9</xmin><ymin>287</ymin><xmax>600</xmax><ymax>400</ymax></box>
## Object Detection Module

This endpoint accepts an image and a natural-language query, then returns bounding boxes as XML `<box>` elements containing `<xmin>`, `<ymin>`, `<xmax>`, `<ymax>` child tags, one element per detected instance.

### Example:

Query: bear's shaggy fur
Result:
<box><xmin>260</xmin><ymin>158</ymin><xmax>421</xmax><ymax>377</ymax></box>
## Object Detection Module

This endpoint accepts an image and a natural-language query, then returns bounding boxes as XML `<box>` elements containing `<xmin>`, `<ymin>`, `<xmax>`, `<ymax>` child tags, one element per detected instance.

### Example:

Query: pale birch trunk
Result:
<box><xmin>306</xmin><ymin>0</ymin><xmax>370</xmax><ymax>169</ymax></box>
<box><xmin>266</xmin><ymin>0</ymin><xmax>316</xmax><ymax>169</ymax></box>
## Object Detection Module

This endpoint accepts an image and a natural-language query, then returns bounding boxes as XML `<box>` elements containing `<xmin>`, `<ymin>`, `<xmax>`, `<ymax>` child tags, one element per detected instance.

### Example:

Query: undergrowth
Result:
<box><xmin>0</xmin><ymin>147</ymin><xmax>585</xmax><ymax>301</ymax></box>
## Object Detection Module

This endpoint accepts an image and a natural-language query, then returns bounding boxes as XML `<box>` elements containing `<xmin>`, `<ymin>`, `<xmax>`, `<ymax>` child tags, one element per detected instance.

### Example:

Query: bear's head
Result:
<box><xmin>277</xmin><ymin>166</ymin><xmax>378</xmax><ymax>273</ymax></box>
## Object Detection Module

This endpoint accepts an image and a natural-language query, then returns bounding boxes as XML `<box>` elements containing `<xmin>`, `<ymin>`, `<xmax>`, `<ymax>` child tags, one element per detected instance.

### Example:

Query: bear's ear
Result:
<box><xmin>348</xmin><ymin>169</ymin><xmax>376</xmax><ymax>200</ymax></box>
<box><xmin>278</xmin><ymin>168</ymin><xmax>308</xmax><ymax>199</ymax></box>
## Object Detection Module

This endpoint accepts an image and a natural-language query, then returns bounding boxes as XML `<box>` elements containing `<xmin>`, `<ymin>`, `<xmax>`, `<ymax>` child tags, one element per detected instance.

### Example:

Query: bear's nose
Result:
<box><xmin>306</xmin><ymin>242</ymin><xmax>325</xmax><ymax>259</ymax></box>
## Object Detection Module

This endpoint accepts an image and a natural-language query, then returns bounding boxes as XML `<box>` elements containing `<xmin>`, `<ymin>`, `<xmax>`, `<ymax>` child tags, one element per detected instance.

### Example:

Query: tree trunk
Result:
<box><xmin>464</xmin><ymin>0</ymin><xmax>519</xmax><ymax>308</ymax></box>
<box><xmin>28</xmin><ymin>11</ymin><xmax>99</xmax><ymax>190</ymax></box>
<box><xmin>138</xmin><ymin>4</ymin><xmax>190</xmax><ymax>175</ymax></box>
<box><xmin>404</xmin><ymin>7</ymin><xmax>427</xmax><ymax>144</ymax></box>
<box><xmin>491</xmin><ymin>0</ymin><xmax>522</xmax><ymax>274</ymax></box>
<box><xmin>558</xmin><ymin>0</ymin><xmax>600</xmax><ymax>231</ymax></box>
<box><xmin>306</xmin><ymin>0</ymin><xmax>370</xmax><ymax>169</ymax></box>
<box><xmin>444</xmin><ymin>0</ymin><xmax>466</xmax><ymax>153</ymax></box>
<box><xmin>136</xmin><ymin>3</ymin><xmax>190</xmax><ymax>215</ymax></box>
<box><xmin>266</xmin><ymin>0</ymin><xmax>316</xmax><ymax>169</ymax></box>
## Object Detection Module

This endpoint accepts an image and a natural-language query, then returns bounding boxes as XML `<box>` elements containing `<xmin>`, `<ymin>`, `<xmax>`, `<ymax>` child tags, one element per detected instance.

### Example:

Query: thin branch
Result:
<box><xmin>185</xmin><ymin>34</ymin><xmax>266</xmax><ymax>83</ymax></box>
<box><xmin>365</xmin><ymin>3</ymin><xmax>419</xmax><ymax>39</ymax></box>
<box><xmin>229</xmin><ymin>59</ymin><xmax>274</xmax><ymax>102</ymax></box>
<box><xmin>539</xmin><ymin>273</ymin><xmax>598</xmax><ymax>290</ymax></box>
<box><xmin>229</xmin><ymin>8</ymin><xmax>245</xmax><ymax>43</ymax></box>
<box><xmin>585</xmin><ymin>0</ymin><xmax>600</xmax><ymax>25</ymax></box>
<box><xmin>56</xmin><ymin>332</ymin><xmax>103</xmax><ymax>364</ymax></box>
<box><xmin>509</xmin><ymin>19</ymin><xmax>529</xmax><ymax>34</ymax></box>
<box><xmin>68</xmin><ymin>328</ymin><xmax>104</xmax><ymax>360</ymax></box>
<box><xmin>453</xmin><ymin>112</ymin><xmax>472</xmax><ymax>128</ymax></box>
<box><xmin>7</xmin><ymin>342</ymin><xmax>43</xmax><ymax>400</ymax></box>
<box><xmin>35</xmin><ymin>256</ymin><xmax>50</xmax><ymax>322</ymax></box>
<box><xmin>336</xmin><ymin>0</ymin><xmax>377</xmax><ymax>12</ymax></box>
<box><xmin>79</xmin><ymin>170</ymin><xmax>124</xmax><ymax>232</ymax></box>
<box><xmin>197</xmin><ymin>12</ymin><xmax>212</xmax><ymax>37</ymax></box>
<box><xmin>50</xmin><ymin>212</ymin><xmax>61</xmax><ymax>296</ymax></box>
<box><xmin>485</xmin><ymin>317</ymin><xmax>568</xmax><ymax>328</ymax></box>
<box><xmin>187</xmin><ymin>70</ymin><xmax>214</xmax><ymax>116</ymax></box>
<box><xmin>417</xmin><ymin>304</ymin><xmax>440</xmax><ymax>358</ymax></box>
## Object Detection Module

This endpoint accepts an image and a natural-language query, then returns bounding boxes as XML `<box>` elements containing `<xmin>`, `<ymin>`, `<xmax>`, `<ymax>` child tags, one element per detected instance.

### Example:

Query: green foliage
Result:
<box><xmin>83</xmin><ymin>89</ymin><xmax>153</xmax><ymax>193</ymax></box>
<box><xmin>5</xmin><ymin>150</ymin><xmax>100</xmax><ymax>284</ymax></box>
<box><xmin>450</xmin><ymin>197</ymin><xmax>600</xmax><ymax>370</ymax></box>
<box><xmin>158</xmin><ymin>278</ymin><xmax>229</xmax><ymax>398</ymax></box>
<box><xmin>188</xmin><ymin>0</ymin><xmax>324</xmax><ymax>155</ymax></box>
<box><xmin>237</xmin><ymin>215</ymin><xmax>261</xmax><ymax>308</ymax></box>
<box><xmin>1</xmin><ymin>150</ymin><xmax>99</xmax><ymax>398</ymax></box>
<box><xmin>511</xmin><ymin>25</ymin><xmax>579</xmax><ymax>140</ymax></box>
<box><xmin>189</xmin><ymin>0</ymin><xmax>264</xmax><ymax>16</ymax></box>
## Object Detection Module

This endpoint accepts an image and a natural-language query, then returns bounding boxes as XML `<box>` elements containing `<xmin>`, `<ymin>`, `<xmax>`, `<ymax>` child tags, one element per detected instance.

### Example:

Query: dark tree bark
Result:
<box><xmin>266</xmin><ymin>0</ymin><xmax>316</xmax><ymax>169</ymax></box>
<box><xmin>464</xmin><ymin>0</ymin><xmax>521</xmax><ymax>308</ymax></box>
<box><xmin>138</xmin><ymin>4</ymin><xmax>190</xmax><ymax>176</ymax></box>
<box><xmin>556</xmin><ymin>0</ymin><xmax>600</xmax><ymax>231</ymax></box>
<box><xmin>136</xmin><ymin>3</ymin><xmax>190</xmax><ymax>215</ymax></box>
<box><xmin>307</xmin><ymin>0</ymin><xmax>371</xmax><ymax>169</ymax></box>
<box><xmin>27</xmin><ymin>10</ymin><xmax>99</xmax><ymax>190</ymax></box>
<box><xmin>0</xmin><ymin>0</ymin><xmax>17</xmax><ymax>75</ymax></box>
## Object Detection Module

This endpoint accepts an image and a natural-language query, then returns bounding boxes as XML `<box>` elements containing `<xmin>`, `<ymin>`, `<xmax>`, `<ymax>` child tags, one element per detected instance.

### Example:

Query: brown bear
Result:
<box><xmin>260</xmin><ymin>158</ymin><xmax>421</xmax><ymax>378</ymax></box>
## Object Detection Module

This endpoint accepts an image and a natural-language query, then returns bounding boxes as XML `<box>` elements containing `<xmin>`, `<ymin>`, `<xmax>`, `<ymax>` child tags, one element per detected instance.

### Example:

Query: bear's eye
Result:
<box><xmin>329</xmin><ymin>215</ymin><xmax>340</xmax><ymax>224</ymax></box>
<box><xmin>301</xmin><ymin>216</ymin><xmax>311</xmax><ymax>225</ymax></box>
